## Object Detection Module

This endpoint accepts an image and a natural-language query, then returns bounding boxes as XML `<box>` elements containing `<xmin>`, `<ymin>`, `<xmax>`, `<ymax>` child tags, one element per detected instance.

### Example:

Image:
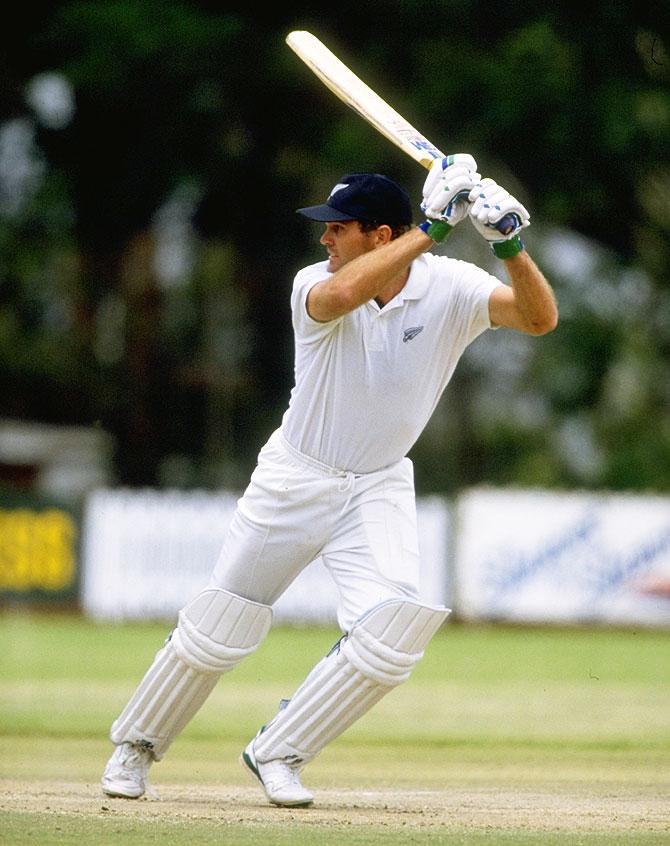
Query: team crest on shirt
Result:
<box><xmin>402</xmin><ymin>325</ymin><xmax>424</xmax><ymax>343</ymax></box>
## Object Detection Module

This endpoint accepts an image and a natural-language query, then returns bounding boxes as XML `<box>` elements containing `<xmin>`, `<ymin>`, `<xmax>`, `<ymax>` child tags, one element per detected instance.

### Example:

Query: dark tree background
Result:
<box><xmin>1</xmin><ymin>1</ymin><xmax>668</xmax><ymax>493</ymax></box>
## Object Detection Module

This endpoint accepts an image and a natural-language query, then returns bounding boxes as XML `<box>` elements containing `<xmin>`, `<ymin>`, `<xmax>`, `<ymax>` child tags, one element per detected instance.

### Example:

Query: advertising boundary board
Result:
<box><xmin>454</xmin><ymin>487</ymin><xmax>670</xmax><ymax>627</ymax></box>
<box><xmin>80</xmin><ymin>489</ymin><xmax>451</xmax><ymax>625</ymax></box>
<box><xmin>75</xmin><ymin>487</ymin><xmax>670</xmax><ymax>628</ymax></box>
<box><xmin>0</xmin><ymin>492</ymin><xmax>81</xmax><ymax>606</ymax></box>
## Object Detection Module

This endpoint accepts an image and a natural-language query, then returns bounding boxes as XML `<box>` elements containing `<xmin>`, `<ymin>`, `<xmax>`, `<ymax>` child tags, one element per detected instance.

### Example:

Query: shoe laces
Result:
<box><xmin>261</xmin><ymin>759</ymin><xmax>303</xmax><ymax>790</ymax></box>
<box><xmin>118</xmin><ymin>743</ymin><xmax>151</xmax><ymax>776</ymax></box>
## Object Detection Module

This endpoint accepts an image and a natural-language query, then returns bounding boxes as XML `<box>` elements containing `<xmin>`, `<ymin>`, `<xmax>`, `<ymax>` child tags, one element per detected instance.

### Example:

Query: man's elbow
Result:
<box><xmin>527</xmin><ymin>307</ymin><xmax>559</xmax><ymax>336</ymax></box>
<box><xmin>307</xmin><ymin>284</ymin><xmax>356</xmax><ymax>322</ymax></box>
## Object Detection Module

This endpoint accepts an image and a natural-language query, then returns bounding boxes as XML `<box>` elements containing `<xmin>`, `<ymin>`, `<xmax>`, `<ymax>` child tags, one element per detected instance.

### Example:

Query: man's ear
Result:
<box><xmin>374</xmin><ymin>224</ymin><xmax>393</xmax><ymax>245</ymax></box>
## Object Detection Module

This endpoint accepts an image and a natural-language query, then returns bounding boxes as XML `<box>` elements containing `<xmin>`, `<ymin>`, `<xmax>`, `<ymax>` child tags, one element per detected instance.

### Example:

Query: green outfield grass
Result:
<box><xmin>1</xmin><ymin>610</ymin><xmax>669</xmax><ymax>845</ymax></box>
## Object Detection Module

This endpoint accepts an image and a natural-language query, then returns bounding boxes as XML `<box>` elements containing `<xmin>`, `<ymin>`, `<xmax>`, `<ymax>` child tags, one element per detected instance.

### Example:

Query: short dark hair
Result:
<box><xmin>358</xmin><ymin>220</ymin><xmax>412</xmax><ymax>241</ymax></box>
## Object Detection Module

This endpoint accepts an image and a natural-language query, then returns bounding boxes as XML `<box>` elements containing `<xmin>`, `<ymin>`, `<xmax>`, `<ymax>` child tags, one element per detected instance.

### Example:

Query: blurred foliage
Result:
<box><xmin>0</xmin><ymin>0</ymin><xmax>668</xmax><ymax>493</ymax></box>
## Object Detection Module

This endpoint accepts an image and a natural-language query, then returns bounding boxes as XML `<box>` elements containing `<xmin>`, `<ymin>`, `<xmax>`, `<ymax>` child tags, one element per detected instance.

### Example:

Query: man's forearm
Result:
<box><xmin>503</xmin><ymin>251</ymin><xmax>558</xmax><ymax>335</ymax></box>
<box><xmin>309</xmin><ymin>227</ymin><xmax>432</xmax><ymax>320</ymax></box>
<box><xmin>331</xmin><ymin>227</ymin><xmax>430</xmax><ymax>305</ymax></box>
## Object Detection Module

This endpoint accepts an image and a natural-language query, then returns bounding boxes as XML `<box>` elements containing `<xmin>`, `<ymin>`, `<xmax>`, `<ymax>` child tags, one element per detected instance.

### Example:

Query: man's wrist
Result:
<box><xmin>419</xmin><ymin>219</ymin><xmax>453</xmax><ymax>243</ymax></box>
<box><xmin>491</xmin><ymin>235</ymin><xmax>524</xmax><ymax>259</ymax></box>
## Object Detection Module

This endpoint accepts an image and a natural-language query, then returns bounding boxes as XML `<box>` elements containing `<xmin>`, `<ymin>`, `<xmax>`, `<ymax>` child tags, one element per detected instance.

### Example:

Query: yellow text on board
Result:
<box><xmin>0</xmin><ymin>509</ymin><xmax>77</xmax><ymax>591</ymax></box>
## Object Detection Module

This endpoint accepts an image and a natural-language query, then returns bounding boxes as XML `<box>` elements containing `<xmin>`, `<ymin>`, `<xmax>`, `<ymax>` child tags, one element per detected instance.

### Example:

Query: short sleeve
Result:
<box><xmin>291</xmin><ymin>261</ymin><xmax>345</xmax><ymax>343</ymax></box>
<box><xmin>451</xmin><ymin>259</ymin><xmax>504</xmax><ymax>337</ymax></box>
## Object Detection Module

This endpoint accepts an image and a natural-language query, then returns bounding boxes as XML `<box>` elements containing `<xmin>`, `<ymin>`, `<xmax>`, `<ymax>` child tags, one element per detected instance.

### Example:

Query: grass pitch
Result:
<box><xmin>1</xmin><ymin>611</ymin><xmax>668</xmax><ymax>844</ymax></box>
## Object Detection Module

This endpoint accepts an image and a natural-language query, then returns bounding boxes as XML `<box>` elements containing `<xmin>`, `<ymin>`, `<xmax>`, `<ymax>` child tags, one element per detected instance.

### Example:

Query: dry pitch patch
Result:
<box><xmin>2</xmin><ymin>779</ymin><xmax>667</xmax><ymax>834</ymax></box>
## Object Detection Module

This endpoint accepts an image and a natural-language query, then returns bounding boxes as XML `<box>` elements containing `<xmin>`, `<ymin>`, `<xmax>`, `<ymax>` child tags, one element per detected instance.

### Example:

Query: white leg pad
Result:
<box><xmin>253</xmin><ymin>599</ymin><xmax>449</xmax><ymax>765</ymax></box>
<box><xmin>111</xmin><ymin>588</ymin><xmax>272</xmax><ymax>759</ymax></box>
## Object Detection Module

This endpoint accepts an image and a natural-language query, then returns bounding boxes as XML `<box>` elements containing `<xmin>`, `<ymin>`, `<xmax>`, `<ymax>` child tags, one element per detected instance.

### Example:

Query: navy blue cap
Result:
<box><xmin>297</xmin><ymin>173</ymin><xmax>413</xmax><ymax>227</ymax></box>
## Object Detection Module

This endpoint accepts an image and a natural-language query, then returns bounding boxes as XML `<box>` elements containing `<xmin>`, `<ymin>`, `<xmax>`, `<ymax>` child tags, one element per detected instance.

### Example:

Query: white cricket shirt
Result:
<box><xmin>280</xmin><ymin>252</ymin><xmax>503</xmax><ymax>474</ymax></box>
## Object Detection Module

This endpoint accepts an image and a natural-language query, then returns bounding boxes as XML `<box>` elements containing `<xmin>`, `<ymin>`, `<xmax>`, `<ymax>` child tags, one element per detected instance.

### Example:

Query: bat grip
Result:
<box><xmin>495</xmin><ymin>213</ymin><xmax>519</xmax><ymax>236</ymax></box>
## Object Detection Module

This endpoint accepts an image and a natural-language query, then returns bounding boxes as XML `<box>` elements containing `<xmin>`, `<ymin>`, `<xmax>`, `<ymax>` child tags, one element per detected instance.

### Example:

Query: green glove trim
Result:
<box><xmin>491</xmin><ymin>235</ymin><xmax>524</xmax><ymax>259</ymax></box>
<box><xmin>419</xmin><ymin>219</ymin><xmax>453</xmax><ymax>243</ymax></box>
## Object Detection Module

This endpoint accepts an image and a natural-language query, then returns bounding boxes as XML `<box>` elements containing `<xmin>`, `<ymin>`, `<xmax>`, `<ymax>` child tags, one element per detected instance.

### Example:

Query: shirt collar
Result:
<box><xmin>379</xmin><ymin>255</ymin><xmax>430</xmax><ymax>311</ymax></box>
<box><xmin>401</xmin><ymin>255</ymin><xmax>430</xmax><ymax>300</ymax></box>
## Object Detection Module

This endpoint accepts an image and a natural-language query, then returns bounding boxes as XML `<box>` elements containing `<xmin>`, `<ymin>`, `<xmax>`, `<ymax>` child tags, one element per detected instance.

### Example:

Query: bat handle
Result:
<box><xmin>495</xmin><ymin>213</ymin><xmax>520</xmax><ymax>237</ymax></box>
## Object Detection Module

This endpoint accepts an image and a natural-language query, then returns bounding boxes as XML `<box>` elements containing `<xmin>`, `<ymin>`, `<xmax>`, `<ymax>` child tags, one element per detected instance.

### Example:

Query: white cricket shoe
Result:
<box><xmin>101</xmin><ymin>742</ymin><xmax>153</xmax><ymax>799</ymax></box>
<box><xmin>240</xmin><ymin>737</ymin><xmax>314</xmax><ymax>808</ymax></box>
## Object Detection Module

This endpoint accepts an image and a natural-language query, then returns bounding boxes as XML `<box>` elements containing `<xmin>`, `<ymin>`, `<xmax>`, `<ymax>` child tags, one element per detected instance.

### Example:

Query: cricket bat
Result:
<box><xmin>286</xmin><ymin>30</ymin><xmax>517</xmax><ymax>236</ymax></box>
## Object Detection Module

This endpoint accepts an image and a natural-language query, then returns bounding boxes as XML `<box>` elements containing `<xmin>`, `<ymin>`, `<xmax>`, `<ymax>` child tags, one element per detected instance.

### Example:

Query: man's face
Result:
<box><xmin>319</xmin><ymin>220</ymin><xmax>379</xmax><ymax>272</ymax></box>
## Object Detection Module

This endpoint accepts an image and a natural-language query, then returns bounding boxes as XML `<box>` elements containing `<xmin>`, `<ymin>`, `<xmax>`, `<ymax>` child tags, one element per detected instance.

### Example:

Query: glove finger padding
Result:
<box><xmin>468</xmin><ymin>178</ymin><xmax>530</xmax><ymax>241</ymax></box>
<box><xmin>422</xmin><ymin>167</ymin><xmax>481</xmax><ymax>218</ymax></box>
<box><xmin>492</xmin><ymin>196</ymin><xmax>530</xmax><ymax>226</ymax></box>
<box><xmin>422</xmin><ymin>153</ymin><xmax>477</xmax><ymax>197</ymax></box>
<box><xmin>469</xmin><ymin>185</ymin><xmax>511</xmax><ymax>222</ymax></box>
<box><xmin>421</xmin><ymin>154</ymin><xmax>480</xmax><ymax>226</ymax></box>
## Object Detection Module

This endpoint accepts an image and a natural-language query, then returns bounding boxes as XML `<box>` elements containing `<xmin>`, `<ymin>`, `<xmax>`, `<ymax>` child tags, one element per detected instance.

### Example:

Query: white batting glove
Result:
<box><xmin>419</xmin><ymin>154</ymin><xmax>481</xmax><ymax>242</ymax></box>
<box><xmin>468</xmin><ymin>177</ymin><xmax>530</xmax><ymax>258</ymax></box>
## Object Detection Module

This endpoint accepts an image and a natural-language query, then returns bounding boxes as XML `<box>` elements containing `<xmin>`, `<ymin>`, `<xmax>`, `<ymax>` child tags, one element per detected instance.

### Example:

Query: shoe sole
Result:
<box><xmin>101</xmin><ymin>785</ymin><xmax>144</xmax><ymax>799</ymax></box>
<box><xmin>239</xmin><ymin>749</ymin><xmax>313</xmax><ymax>808</ymax></box>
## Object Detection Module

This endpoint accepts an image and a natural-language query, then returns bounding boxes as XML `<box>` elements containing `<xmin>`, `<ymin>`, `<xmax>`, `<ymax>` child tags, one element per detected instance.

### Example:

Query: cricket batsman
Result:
<box><xmin>101</xmin><ymin>156</ymin><xmax>557</xmax><ymax>806</ymax></box>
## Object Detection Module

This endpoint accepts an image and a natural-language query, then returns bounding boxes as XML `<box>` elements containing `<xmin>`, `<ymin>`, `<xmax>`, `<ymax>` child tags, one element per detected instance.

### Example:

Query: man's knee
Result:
<box><xmin>341</xmin><ymin>598</ymin><xmax>450</xmax><ymax>687</ymax></box>
<box><xmin>171</xmin><ymin>588</ymin><xmax>273</xmax><ymax>672</ymax></box>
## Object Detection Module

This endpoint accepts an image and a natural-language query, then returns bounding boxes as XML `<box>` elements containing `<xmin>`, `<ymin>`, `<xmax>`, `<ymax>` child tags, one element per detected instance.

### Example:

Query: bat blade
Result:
<box><xmin>286</xmin><ymin>30</ymin><xmax>443</xmax><ymax>169</ymax></box>
<box><xmin>286</xmin><ymin>30</ymin><xmax>518</xmax><ymax>237</ymax></box>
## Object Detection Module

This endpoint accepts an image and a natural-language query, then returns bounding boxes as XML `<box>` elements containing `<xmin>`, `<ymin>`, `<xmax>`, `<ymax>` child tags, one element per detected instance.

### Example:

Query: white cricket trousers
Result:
<box><xmin>207</xmin><ymin>428</ymin><xmax>421</xmax><ymax>632</ymax></box>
